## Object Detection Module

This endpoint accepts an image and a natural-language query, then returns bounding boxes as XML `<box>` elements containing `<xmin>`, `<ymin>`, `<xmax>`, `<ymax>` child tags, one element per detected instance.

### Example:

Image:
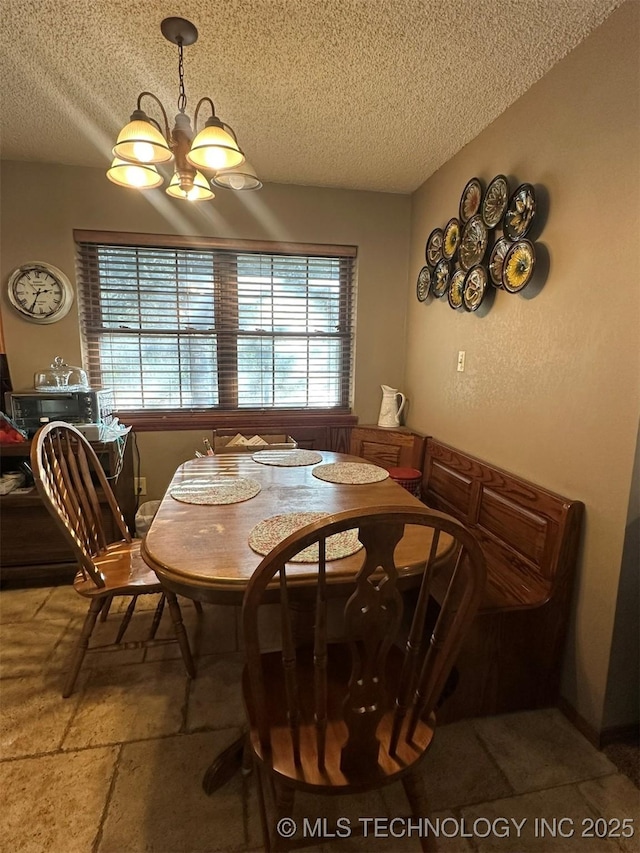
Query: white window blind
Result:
<box><xmin>75</xmin><ymin>233</ymin><xmax>356</xmax><ymax>412</ymax></box>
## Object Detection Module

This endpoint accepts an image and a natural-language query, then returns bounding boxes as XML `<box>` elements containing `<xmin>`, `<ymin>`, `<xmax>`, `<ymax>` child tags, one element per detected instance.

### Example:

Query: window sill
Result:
<box><xmin>118</xmin><ymin>409</ymin><xmax>357</xmax><ymax>433</ymax></box>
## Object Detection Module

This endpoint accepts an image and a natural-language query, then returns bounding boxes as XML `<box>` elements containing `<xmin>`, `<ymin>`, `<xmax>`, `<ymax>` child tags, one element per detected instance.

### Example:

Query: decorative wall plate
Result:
<box><xmin>482</xmin><ymin>174</ymin><xmax>509</xmax><ymax>228</ymax></box>
<box><xmin>416</xmin><ymin>266</ymin><xmax>431</xmax><ymax>302</ymax></box>
<box><xmin>426</xmin><ymin>228</ymin><xmax>444</xmax><ymax>266</ymax></box>
<box><xmin>459</xmin><ymin>214</ymin><xmax>489</xmax><ymax>271</ymax></box>
<box><xmin>488</xmin><ymin>237</ymin><xmax>511</xmax><ymax>287</ymax></box>
<box><xmin>443</xmin><ymin>218</ymin><xmax>461</xmax><ymax>260</ymax></box>
<box><xmin>463</xmin><ymin>265</ymin><xmax>488</xmax><ymax>312</ymax></box>
<box><xmin>459</xmin><ymin>178</ymin><xmax>482</xmax><ymax>223</ymax></box>
<box><xmin>504</xmin><ymin>183</ymin><xmax>536</xmax><ymax>240</ymax></box>
<box><xmin>502</xmin><ymin>239</ymin><xmax>536</xmax><ymax>292</ymax></box>
<box><xmin>448</xmin><ymin>269</ymin><xmax>465</xmax><ymax>309</ymax></box>
<box><xmin>432</xmin><ymin>258</ymin><xmax>451</xmax><ymax>298</ymax></box>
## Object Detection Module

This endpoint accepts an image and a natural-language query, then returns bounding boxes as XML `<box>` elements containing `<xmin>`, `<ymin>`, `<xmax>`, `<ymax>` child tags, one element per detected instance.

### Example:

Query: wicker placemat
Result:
<box><xmin>249</xmin><ymin>512</ymin><xmax>363</xmax><ymax>562</ymax></box>
<box><xmin>251</xmin><ymin>449</ymin><xmax>323</xmax><ymax>467</ymax></box>
<box><xmin>312</xmin><ymin>462</ymin><xmax>389</xmax><ymax>485</ymax></box>
<box><xmin>170</xmin><ymin>477</ymin><xmax>261</xmax><ymax>505</ymax></box>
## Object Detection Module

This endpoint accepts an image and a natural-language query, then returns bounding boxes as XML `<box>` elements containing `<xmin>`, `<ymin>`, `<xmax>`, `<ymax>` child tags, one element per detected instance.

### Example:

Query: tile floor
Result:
<box><xmin>0</xmin><ymin>584</ymin><xmax>638</xmax><ymax>853</ymax></box>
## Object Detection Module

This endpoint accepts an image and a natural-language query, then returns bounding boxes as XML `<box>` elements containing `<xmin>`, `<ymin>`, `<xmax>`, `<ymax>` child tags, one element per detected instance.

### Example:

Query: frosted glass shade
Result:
<box><xmin>166</xmin><ymin>170</ymin><xmax>214</xmax><ymax>201</ymax></box>
<box><xmin>213</xmin><ymin>161</ymin><xmax>262</xmax><ymax>190</ymax></box>
<box><xmin>187</xmin><ymin>123</ymin><xmax>244</xmax><ymax>171</ymax></box>
<box><xmin>113</xmin><ymin>120</ymin><xmax>173</xmax><ymax>164</ymax></box>
<box><xmin>106</xmin><ymin>157</ymin><xmax>163</xmax><ymax>189</ymax></box>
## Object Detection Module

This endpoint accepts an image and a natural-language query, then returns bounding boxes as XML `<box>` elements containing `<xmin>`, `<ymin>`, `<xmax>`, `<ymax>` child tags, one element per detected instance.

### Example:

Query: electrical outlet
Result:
<box><xmin>457</xmin><ymin>351</ymin><xmax>466</xmax><ymax>372</ymax></box>
<box><xmin>135</xmin><ymin>477</ymin><xmax>147</xmax><ymax>496</ymax></box>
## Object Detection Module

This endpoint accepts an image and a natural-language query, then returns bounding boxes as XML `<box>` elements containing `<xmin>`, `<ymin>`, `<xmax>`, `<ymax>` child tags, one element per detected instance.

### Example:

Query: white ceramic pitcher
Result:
<box><xmin>377</xmin><ymin>385</ymin><xmax>407</xmax><ymax>428</ymax></box>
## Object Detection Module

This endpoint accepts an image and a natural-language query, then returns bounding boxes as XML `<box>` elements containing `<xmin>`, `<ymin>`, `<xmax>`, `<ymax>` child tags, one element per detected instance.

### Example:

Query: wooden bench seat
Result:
<box><xmin>422</xmin><ymin>438</ymin><xmax>584</xmax><ymax>722</ymax></box>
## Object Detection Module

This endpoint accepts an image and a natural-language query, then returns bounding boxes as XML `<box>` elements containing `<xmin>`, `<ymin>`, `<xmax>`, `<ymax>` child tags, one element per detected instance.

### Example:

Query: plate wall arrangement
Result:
<box><xmin>419</xmin><ymin>174</ymin><xmax>544</xmax><ymax>316</ymax></box>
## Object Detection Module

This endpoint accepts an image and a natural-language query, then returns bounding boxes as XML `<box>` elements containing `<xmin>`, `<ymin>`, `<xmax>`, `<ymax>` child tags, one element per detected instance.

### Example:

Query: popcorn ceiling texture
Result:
<box><xmin>0</xmin><ymin>0</ymin><xmax>623</xmax><ymax>193</ymax></box>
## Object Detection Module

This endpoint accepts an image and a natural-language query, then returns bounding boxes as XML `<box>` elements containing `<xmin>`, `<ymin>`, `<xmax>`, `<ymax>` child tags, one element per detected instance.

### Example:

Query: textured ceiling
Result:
<box><xmin>0</xmin><ymin>0</ymin><xmax>623</xmax><ymax>193</ymax></box>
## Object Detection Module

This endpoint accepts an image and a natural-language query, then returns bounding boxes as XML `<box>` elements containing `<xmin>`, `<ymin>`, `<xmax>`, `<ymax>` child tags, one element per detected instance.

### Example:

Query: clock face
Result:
<box><xmin>7</xmin><ymin>263</ymin><xmax>74</xmax><ymax>323</ymax></box>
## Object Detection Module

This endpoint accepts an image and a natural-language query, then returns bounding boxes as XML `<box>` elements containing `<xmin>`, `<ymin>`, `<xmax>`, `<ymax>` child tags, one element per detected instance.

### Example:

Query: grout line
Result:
<box><xmin>92</xmin><ymin>742</ymin><xmax>124</xmax><ymax>853</ymax></box>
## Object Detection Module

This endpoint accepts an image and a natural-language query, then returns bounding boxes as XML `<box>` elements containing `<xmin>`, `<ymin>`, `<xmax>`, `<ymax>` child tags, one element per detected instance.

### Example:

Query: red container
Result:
<box><xmin>388</xmin><ymin>467</ymin><xmax>422</xmax><ymax>499</ymax></box>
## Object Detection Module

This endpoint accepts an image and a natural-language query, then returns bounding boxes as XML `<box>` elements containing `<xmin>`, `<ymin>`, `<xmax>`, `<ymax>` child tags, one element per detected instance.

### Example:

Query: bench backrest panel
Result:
<box><xmin>423</xmin><ymin>439</ymin><xmax>584</xmax><ymax>611</ymax></box>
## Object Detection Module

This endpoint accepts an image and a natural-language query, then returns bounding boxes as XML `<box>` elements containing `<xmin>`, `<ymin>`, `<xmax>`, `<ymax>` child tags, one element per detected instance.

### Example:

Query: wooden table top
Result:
<box><xmin>141</xmin><ymin>451</ymin><xmax>444</xmax><ymax>604</ymax></box>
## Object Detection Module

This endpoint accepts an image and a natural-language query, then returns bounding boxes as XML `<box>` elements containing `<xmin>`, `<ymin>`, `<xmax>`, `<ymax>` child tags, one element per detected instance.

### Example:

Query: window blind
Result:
<box><xmin>75</xmin><ymin>233</ymin><xmax>356</xmax><ymax>412</ymax></box>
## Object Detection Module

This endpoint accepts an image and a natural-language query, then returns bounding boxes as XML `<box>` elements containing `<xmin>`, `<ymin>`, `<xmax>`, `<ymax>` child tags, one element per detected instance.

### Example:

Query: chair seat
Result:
<box><xmin>244</xmin><ymin>644</ymin><xmax>435</xmax><ymax>794</ymax></box>
<box><xmin>74</xmin><ymin>539</ymin><xmax>162</xmax><ymax>598</ymax></box>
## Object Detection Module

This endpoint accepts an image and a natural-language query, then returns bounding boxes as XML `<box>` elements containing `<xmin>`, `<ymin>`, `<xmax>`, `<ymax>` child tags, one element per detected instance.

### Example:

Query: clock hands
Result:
<box><xmin>27</xmin><ymin>286</ymin><xmax>53</xmax><ymax>313</ymax></box>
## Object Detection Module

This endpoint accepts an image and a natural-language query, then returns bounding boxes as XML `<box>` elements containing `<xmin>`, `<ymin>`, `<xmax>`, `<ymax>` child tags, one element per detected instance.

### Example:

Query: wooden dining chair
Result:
<box><xmin>31</xmin><ymin>421</ymin><xmax>196</xmax><ymax>697</ymax></box>
<box><xmin>242</xmin><ymin>504</ymin><xmax>486</xmax><ymax>852</ymax></box>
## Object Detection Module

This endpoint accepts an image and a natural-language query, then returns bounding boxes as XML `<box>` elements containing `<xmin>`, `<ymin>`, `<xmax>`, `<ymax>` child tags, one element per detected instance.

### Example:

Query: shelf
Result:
<box><xmin>0</xmin><ymin>442</ymin><xmax>31</xmax><ymax>457</ymax></box>
<box><xmin>0</xmin><ymin>432</ymin><xmax>135</xmax><ymax>586</ymax></box>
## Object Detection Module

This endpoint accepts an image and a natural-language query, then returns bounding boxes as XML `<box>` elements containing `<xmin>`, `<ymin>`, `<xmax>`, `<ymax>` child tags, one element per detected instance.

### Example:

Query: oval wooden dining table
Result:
<box><xmin>141</xmin><ymin>450</ymin><xmax>453</xmax><ymax>792</ymax></box>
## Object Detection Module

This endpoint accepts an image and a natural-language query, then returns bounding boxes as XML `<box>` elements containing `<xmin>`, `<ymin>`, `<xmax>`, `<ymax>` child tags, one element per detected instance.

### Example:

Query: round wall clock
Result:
<box><xmin>7</xmin><ymin>262</ymin><xmax>74</xmax><ymax>324</ymax></box>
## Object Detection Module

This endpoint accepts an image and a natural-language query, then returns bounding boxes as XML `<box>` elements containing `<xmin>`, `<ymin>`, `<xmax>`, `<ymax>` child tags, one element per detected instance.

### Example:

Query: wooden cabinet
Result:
<box><xmin>349</xmin><ymin>425</ymin><xmax>426</xmax><ymax>470</ymax></box>
<box><xmin>0</xmin><ymin>435</ymin><xmax>135</xmax><ymax>586</ymax></box>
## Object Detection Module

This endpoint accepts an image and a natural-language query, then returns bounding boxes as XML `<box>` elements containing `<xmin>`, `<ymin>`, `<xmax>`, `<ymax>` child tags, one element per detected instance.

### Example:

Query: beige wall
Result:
<box><xmin>404</xmin><ymin>1</ymin><xmax>640</xmax><ymax>733</ymax></box>
<box><xmin>0</xmin><ymin>165</ymin><xmax>410</xmax><ymax>494</ymax></box>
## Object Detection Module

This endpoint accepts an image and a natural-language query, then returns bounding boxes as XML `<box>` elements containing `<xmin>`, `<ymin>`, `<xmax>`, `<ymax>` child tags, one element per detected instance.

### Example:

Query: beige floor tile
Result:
<box><xmin>0</xmin><ymin>674</ymin><xmax>82</xmax><ymax>759</ymax></box>
<box><xmin>473</xmin><ymin>709</ymin><xmax>616</xmax><ymax>792</ymax></box>
<box><xmin>34</xmin><ymin>583</ymin><xmax>88</xmax><ymax>620</ymax></box>
<box><xmin>0</xmin><ymin>586</ymin><xmax>53</xmax><ymax>623</ymax></box>
<box><xmin>145</xmin><ymin>599</ymin><xmax>239</xmax><ymax>662</ymax></box>
<box><xmin>379</xmin><ymin>720</ymin><xmax>513</xmax><ymax>814</ymax></box>
<box><xmin>63</xmin><ymin>659</ymin><xmax>190</xmax><ymax>749</ymax></box>
<box><xmin>0</xmin><ymin>745</ymin><xmax>118</xmax><ymax>853</ymax></box>
<box><xmin>187</xmin><ymin>653</ymin><xmax>245</xmax><ymax>731</ymax></box>
<box><xmin>579</xmin><ymin>773</ymin><xmax>640</xmax><ymax>853</ymax></box>
<box><xmin>98</xmin><ymin>728</ymin><xmax>246</xmax><ymax>853</ymax></box>
<box><xmin>462</xmin><ymin>785</ymin><xmax>622</xmax><ymax>852</ymax></box>
<box><xmin>0</xmin><ymin>618</ymin><xmax>71</xmax><ymax>678</ymax></box>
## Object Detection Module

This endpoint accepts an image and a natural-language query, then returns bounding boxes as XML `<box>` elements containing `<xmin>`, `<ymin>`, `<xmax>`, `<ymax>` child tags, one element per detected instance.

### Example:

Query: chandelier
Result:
<box><xmin>107</xmin><ymin>17</ymin><xmax>261</xmax><ymax>201</ymax></box>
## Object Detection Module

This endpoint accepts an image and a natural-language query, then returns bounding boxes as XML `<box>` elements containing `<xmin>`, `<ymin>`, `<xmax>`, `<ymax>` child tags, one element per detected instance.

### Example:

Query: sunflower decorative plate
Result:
<box><xmin>459</xmin><ymin>177</ymin><xmax>483</xmax><ymax>223</ymax></box>
<box><xmin>416</xmin><ymin>266</ymin><xmax>431</xmax><ymax>302</ymax></box>
<box><xmin>463</xmin><ymin>265</ymin><xmax>488</xmax><ymax>312</ymax></box>
<box><xmin>443</xmin><ymin>218</ymin><xmax>461</xmax><ymax>260</ymax></box>
<box><xmin>482</xmin><ymin>174</ymin><xmax>509</xmax><ymax>229</ymax></box>
<box><xmin>459</xmin><ymin>214</ymin><xmax>489</xmax><ymax>271</ymax></box>
<box><xmin>502</xmin><ymin>239</ymin><xmax>536</xmax><ymax>293</ymax></box>
<box><xmin>432</xmin><ymin>258</ymin><xmax>451</xmax><ymax>298</ymax></box>
<box><xmin>488</xmin><ymin>237</ymin><xmax>511</xmax><ymax>287</ymax></box>
<box><xmin>426</xmin><ymin>228</ymin><xmax>444</xmax><ymax>266</ymax></box>
<box><xmin>448</xmin><ymin>269</ymin><xmax>465</xmax><ymax>309</ymax></box>
<box><xmin>504</xmin><ymin>183</ymin><xmax>536</xmax><ymax>240</ymax></box>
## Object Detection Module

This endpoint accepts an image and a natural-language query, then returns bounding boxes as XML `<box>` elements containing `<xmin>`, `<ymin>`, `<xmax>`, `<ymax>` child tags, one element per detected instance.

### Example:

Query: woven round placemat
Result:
<box><xmin>170</xmin><ymin>477</ymin><xmax>261</xmax><ymax>505</ymax></box>
<box><xmin>251</xmin><ymin>449</ymin><xmax>323</xmax><ymax>467</ymax></box>
<box><xmin>248</xmin><ymin>511</ymin><xmax>363</xmax><ymax>562</ymax></box>
<box><xmin>312</xmin><ymin>462</ymin><xmax>389</xmax><ymax>485</ymax></box>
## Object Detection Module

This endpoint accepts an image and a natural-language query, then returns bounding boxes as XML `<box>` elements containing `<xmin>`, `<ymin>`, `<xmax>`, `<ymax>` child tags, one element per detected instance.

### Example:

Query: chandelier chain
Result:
<box><xmin>177</xmin><ymin>40</ymin><xmax>187</xmax><ymax>114</ymax></box>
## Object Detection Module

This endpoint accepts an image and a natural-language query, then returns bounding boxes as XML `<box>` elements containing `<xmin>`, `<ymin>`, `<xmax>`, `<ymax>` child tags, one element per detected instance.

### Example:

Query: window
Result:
<box><xmin>75</xmin><ymin>232</ymin><xmax>356</xmax><ymax>412</ymax></box>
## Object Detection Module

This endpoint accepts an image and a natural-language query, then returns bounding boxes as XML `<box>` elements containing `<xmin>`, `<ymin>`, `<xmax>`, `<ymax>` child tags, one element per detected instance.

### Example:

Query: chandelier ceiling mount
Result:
<box><xmin>107</xmin><ymin>17</ymin><xmax>261</xmax><ymax>201</ymax></box>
